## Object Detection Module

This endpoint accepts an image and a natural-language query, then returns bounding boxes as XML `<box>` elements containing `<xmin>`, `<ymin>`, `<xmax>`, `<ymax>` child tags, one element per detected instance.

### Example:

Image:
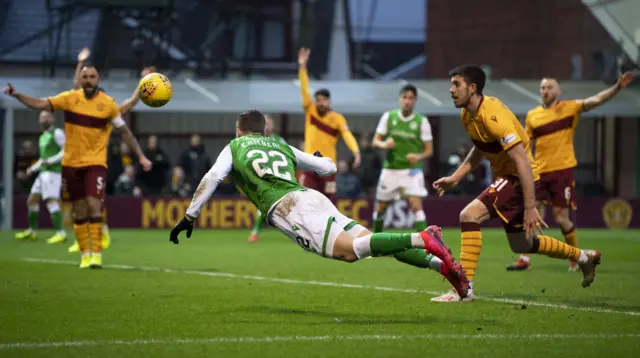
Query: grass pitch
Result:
<box><xmin>1</xmin><ymin>228</ymin><xmax>639</xmax><ymax>357</ymax></box>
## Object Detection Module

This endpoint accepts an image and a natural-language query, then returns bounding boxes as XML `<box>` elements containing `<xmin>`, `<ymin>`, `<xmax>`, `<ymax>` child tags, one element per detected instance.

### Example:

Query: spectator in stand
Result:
<box><xmin>14</xmin><ymin>140</ymin><xmax>39</xmax><ymax>194</ymax></box>
<box><xmin>355</xmin><ymin>133</ymin><xmax>382</xmax><ymax>197</ymax></box>
<box><xmin>114</xmin><ymin>164</ymin><xmax>142</xmax><ymax>197</ymax></box>
<box><xmin>179</xmin><ymin>134</ymin><xmax>211</xmax><ymax>186</ymax></box>
<box><xmin>336</xmin><ymin>160</ymin><xmax>362</xmax><ymax>198</ymax></box>
<box><xmin>139</xmin><ymin>134</ymin><xmax>170</xmax><ymax>195</ymax></box>
<box><xmin>163</xmin><ymin>166</ymin><xmax>193</xmax><ymax>198</ymax></box>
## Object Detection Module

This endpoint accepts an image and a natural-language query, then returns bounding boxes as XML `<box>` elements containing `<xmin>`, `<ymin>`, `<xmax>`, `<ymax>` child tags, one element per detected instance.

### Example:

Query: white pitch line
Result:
<box><xmin>2</xmin><ymin>333</ymin><xmax>639</xmax><ymax>350</ymax></box>
<box><xmin>400</xmin><ymin>80</ymin><xmax>443</xmax><ymax>106</ymax></box>
<box><xmin>184</xmin><ymin>78</ymin><xmax>220</xmax><ymax>103</ymax></box>
<box><xmin>501</xmin><ymin>79</ymin><xmax>541</xmax><ymax>103</ymax></box>
<box><xmin>22</xmin><ymin>258</ymin><xmax>640</xmax><ymax>317</ymax></box>
<box><xmin>292</xmin><ymin>79</ymin><xmax>315</xmax><ymax>94</ymax></box>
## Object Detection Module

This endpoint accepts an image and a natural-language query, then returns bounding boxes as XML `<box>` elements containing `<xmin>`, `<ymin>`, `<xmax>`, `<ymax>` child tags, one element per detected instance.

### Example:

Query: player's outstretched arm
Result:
<box><xmin>170</xmin><ymin>146</ymin><xmax>233</xmax><ymax>244</ymax></box>
<box><xmin>110</xmin><ymin>114</ymin><xmax>152</xmax><ymax>171</ymax></box>
<box><xmin>297</xmin><ymin>47</ymin><xmax>313</xmax><ymax>110</ymax></box>
<box><xmin>119</xmin><ymin>66</ymin><xmax>156</xmax><ymax>116</ymax></box>
<box><xmin>581</xmin><ymin>71</ymin><xmax>636</xmax><ymax>112</ymax></box>
<box><xmin>2</xmin><ymin>84</ymin><xmax>53</xmax><ymax>111</ymax></box>
<box><xmin>292</xmin><ymin>146</ymin><xmax>337</xmax><ymax>176</ymax></box>
<box><xmin>372</xmin><ymin>112</ymin><xmax>395</xmax><ymax>149</ymax></box>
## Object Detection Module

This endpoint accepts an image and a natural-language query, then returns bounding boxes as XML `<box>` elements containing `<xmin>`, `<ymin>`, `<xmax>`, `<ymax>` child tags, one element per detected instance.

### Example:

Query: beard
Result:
<box><xmin>83</xmin><ymin>85</ymin><xmax>98</xmax><ymax>98</ymax></box>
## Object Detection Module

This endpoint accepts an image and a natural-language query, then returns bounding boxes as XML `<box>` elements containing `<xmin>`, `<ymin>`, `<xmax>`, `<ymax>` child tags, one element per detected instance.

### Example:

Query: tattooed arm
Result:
<box><xmin>185</xmin><ymin>145</ymin><xmax>233</xmax><ymax>221</ymax></box>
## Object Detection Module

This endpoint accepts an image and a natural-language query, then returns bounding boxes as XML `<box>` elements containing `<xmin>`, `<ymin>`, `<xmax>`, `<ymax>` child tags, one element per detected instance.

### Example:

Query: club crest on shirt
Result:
<box><xmin>96</xmin><ymin>103</ymin><xmax>104</xmax><ymax>112</ymax></box>
<box><xmin>392</xmin><ymin>120</ymin><xmax>398</xmax><ymax>126</ymax></box>
<box><xmin>409</xmin><ymin>122</ymin><xmax>417</xmax><ymax>130</ymax></box>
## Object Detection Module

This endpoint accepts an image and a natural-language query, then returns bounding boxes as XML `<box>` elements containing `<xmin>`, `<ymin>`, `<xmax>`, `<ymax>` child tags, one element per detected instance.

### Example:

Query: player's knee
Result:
<box><xmin>340</xmin><ymin>254</ymin><xmax>359</xmax><ymax>263</ymax></box>
<box><xmin>460</xmin><ymin>201</ymin><xmax>487</xmax><ymax>223</ymax></box>
<box><xmin>27</xmin><ymin>195</ymin><xmax>40</xmax><ymax>207</ymax></box>
<box><xmin>553</xmin><ymin>210</ymin><xmax>571</xmax><ymax>227</ymax></box>
<box><xmin>45</xmin><ymin>199</ymin><xmax>60</xmax><ymax>213</ymax></box>
<box><xmin>408</xmin><ymin>199</ymin><xmax>422</xmax><ymax>212</ymax></box>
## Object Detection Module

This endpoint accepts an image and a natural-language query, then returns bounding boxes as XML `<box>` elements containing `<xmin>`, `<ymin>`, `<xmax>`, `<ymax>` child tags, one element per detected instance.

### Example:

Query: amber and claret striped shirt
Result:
<box><xmin>461</xmin><ymin>96</ymin><xmax>539</xmax><ymax>181</ymax></box>
<box><xmin>48</xmin><ymin>89</ymin><xmax>121</xmax><ymax>168</ymax></box>
<box><xmin>298</xmin><ymin>68</ymin><xmax>359</xmax><ymax>163</ymax></box>
<box><xmin>525</xmin><ymin>100</ymin><xmax>583</xmax><ymax>174</ymax></box>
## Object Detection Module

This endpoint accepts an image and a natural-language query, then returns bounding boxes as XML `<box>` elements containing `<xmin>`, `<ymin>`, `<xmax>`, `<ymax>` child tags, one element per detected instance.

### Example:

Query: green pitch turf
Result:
<box><xmin>1</xmin><ymin>228</ymin><xmax>639</xmax><ymax>358</ymax></box>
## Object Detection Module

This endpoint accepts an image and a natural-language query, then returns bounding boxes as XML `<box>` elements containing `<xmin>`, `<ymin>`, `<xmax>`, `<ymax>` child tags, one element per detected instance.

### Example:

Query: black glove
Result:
<box><xmin>313</xmin><ymin>151</ymin><xmax>323</xmax><ymax>157</ymax></box>
<box><xmin>170</xmin><ymin>216</ymin><xmax>194</xmax><ymax>244</ymax></box>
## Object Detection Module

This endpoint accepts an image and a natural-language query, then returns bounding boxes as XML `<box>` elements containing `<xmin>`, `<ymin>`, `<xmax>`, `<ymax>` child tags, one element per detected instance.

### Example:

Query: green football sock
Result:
<box><xmin>394</xmin><ymin>249</ymin><xmax>435</xmax><ymax>269</ymax></box>
<box><xmin>414</xmin><ymin>210</ymin><xmax>427</xmax><ymax>231</ymax></box>
<box><xmin>372</xmin><ymin>218</ymin><xmax>384</xmax><ymax>233</ymax></box>
<box><xmin>50</xmin><ymin>210</ymin><xmax>63</xmax><ymax>232</ymax></box>
<box><xmin>414</xmin><ymin>220</ymin><xmax>427</xmax><ymax>232</ymax></box>
<box><xmin>369</xmin><ymin>232</ymin><xmax>414</xmax><ymax>256</ymax></box>
<box><xmin>28</xmin><ymin>210</ymin><xmax>40</xmax><ymax>230</ymax></box>
<box><xmin>252</xmin><ymin>210</ymin><xmax>265</xmax><ymax>234</ymax></box>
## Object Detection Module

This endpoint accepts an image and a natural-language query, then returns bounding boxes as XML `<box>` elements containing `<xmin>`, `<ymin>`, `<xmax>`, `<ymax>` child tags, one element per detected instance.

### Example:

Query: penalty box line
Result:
<box><xmin>2</xmin><ymin>333</ymin><xmax>640</xmax><ymax>350</ymax></box>
<box><xmin>22</xmin><ymin>258</ymin><xmax>640</xmax><ymax>318</ymax></box>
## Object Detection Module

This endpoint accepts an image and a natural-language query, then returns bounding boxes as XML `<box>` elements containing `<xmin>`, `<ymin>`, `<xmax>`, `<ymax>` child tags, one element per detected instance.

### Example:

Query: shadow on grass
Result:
<box><xmin>246</xmin><ymin>306</ymin><xmax>502</xmax><ymax>326</ymax></box>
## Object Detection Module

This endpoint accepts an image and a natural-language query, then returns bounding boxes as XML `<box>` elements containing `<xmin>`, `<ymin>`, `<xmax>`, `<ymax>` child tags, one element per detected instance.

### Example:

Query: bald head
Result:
<box><xmin>540</xmin><ymin>78</ymin><xmax>561</xmax><ymax>107</ymax></box>
<box><xmin>39</xmin><ymin>110</ymin><xmax>54</xmax><ymax>130</ymax></box>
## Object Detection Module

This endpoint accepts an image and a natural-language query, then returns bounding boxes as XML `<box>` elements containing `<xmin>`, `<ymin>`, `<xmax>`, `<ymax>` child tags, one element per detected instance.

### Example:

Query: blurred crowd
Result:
<box><xmin>14</xmin><ymin>133</ymin><xmax>490</xmax><ymax>199</ymax></box>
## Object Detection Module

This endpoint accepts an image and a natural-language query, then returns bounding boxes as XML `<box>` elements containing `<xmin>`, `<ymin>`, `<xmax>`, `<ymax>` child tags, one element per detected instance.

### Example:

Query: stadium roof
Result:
<box><xmin>0</xmin><ymin>76</ymin><xmax>638</xmax><ymax>117</ymax></box>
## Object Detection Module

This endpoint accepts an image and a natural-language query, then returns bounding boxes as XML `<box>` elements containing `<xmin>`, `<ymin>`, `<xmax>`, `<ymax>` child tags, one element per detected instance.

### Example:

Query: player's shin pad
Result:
<box><xmin>562</xmin><ymin>226</ymin><xmax>578</xmax><ymax>247</ymax></box>
<box><xmin>89</xmin><ymin>218</ymin><xmax>104</xmax><ymax>253</ymax></box>
<box><xmin>394</xmin><ymin>249</ymin><xmax>436</xmax><ymax>269</ymax></box>
<box><xmin>529</xmin><ymin>235</ymin><xmax>581</xmax><ymax>262</ymax></box>
<box><xmin>73</xmin><ymin>220</ymin><xmax>91</xmax><ymax>253</ymax></box>
<box><xmin>460</xmin><ymin>222</ymin><xmax>482</xmax><ymax>282</ymax></box>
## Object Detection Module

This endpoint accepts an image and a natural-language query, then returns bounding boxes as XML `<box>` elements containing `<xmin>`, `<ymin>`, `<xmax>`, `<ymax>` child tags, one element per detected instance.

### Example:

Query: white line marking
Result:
<box><xmin>292</xmin><ymin>79</ymin><xmax>315</xmax><ymax>94</ymax></box>
<box><xmin>400</xmin><ymin>80</ymin><xmax>443</xmax><ymax>106</ymax></box>
<box><xmin>501</xmin><ymin>79</ymin><xmax>541</xmax><ymax>103</ymax></box>
<box><xmin>184</xmin><ymin>78</ymin><xmax>220</xmax><ymax>103</ymax></box>
<box><xmin>22</xmin><ymin>258</ymin><xmax>640</xmax><ymax>317</ymax></box>
<box><xmin>2</xmin><ymin>333</ymin><xmax>639</xmax><ymax>350</ymax></box>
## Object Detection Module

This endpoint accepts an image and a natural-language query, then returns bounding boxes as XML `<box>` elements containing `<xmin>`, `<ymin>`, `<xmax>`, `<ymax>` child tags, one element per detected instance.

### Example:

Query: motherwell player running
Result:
<box><xmin>4</xmin><ymin>65</ymin><xmax>151</xmax><ymax>269</ymax></box>
<box><xmin>297</xmin><ymin>48</ymin><xmax>360</xmax><ymax>202</ymax></box>
<box><xmin>507</xmin><ymin>72</ymin><xmax>636</xmax><ymax>272</ymax></box>
<box><xmin>430</xmin><ymin>65</ymin><xmax>601</xmax><ymax>302</ymax></box>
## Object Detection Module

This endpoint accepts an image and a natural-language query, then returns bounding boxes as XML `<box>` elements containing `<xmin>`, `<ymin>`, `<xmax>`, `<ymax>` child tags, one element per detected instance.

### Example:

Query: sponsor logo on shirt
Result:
<box><xmin>501</xmin><ymin>133</ymin><xmax>517</xmax><ymax>145</ymax></box>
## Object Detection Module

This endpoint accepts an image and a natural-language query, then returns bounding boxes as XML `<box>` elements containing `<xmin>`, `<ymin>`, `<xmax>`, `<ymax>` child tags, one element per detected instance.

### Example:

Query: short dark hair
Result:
<box><xmin>314</xmin><ymin>88</ymin><xmax>330</xmax><ymax>98</ymax></box>
<box><xmin>448</xmin><ymin>65</ymin><xmax>486</xmax><ymax>95</ymax></box>
<box><xmin>400</xmin><ymin>84</ymin><xmax>417</xmax><ymax>96</ymax></box>
<box><xmin>237</xmin><ymin>110</ymin><xmax>266</xmax><ymax>134</ymax></box>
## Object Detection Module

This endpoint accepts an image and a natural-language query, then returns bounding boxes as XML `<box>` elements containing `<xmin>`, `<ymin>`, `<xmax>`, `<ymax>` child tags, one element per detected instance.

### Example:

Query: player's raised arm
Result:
<box><xmin>3</xmin><ymin>84</ymin><xmax>54</xmax><ymax>111</ymax></box>
<box><xmin>73</xmin><ymin>47</ymin><xmax>91</xmax><ymax>90</ymax></box>
<box><xmin>581</xmin><ymin>71</ymin><xmax>636</xmax><ymax>112</ymax></box>
<box><xmin>297</xmin><ymin>47</ymin><xmax>314</xmax><ymax>110</ymax></box>
<box><xmin>291</xmin><ymin>146</ymin><xmax>337</xmax><ymax>176</ymax></box>
<box><xmin>119</xmin><ymin>66</ymin><xmax>156</xmax><ymax>116</ymax></box>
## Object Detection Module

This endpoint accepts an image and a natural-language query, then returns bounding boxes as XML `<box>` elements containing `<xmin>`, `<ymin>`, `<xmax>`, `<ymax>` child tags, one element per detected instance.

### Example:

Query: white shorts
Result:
<box><xmin>30</xmin><ymin>171</ymin><xmax>62</xmax><ymax>200</ymax></box>
<box><xmin>376</xmin><ymin>168</ymin><xmax>428</xmax><ymax>202</ymax></box>
<box><xmin>269</xmin><ymin>189</ymin><xmax>365</xmax><ymax>258</ymax></box>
